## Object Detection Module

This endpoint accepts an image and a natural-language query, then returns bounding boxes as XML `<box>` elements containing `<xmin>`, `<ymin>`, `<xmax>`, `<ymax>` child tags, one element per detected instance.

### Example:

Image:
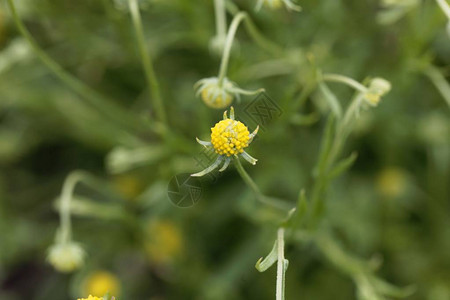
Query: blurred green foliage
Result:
<box><xmin>0</xmin><ymin>0</ymin><xmax>449</xmax><ymax>299</ymax></box>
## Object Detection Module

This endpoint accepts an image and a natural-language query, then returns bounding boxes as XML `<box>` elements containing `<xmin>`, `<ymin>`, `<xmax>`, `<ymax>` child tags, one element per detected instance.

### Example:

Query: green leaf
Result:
<box><xmin>280</xmin><ymin>207</ymin><xmax>297</xmax><ymax>227</ymax></box>
<box><xmin>288</xmin><ymin>189</ymin><xmax>308</xmax><ymax>229</ymax></box>
<box><xmin>356</xmin><ymin>275</ymin><xmax>385</xmax><ymax>300</ymax></box>
<box><xmin>255</xmin><ymin>239</ymin><xmax>278</xmax><ymax>272</ymax></box>
<box><xmin>328</xmin><ymin>152</ymin><xmax>358</xmax><ymax>179</ymax></box>
<box><xmin>318</xmin><ymin>81</ymin><xmax>343</xmax><ymax>119</ymax></box>
<box><xmin>105</xmin><ymin>145</ymin><xmax>170</xmax><ymax>174</ymax></box>
<box><xmin>314</xmin><ymin>115</ymin><xmax>336</xmax><ymax>177</ymax></box>
<box><xmin>296</xmin><ymin>189</ymin><xmax>308</xmax><ymax>219</ymax></box>
<box><xmin>370</xmin><ymin>276</ymin><xmax>415</xmax><ymax>298</ymax></box>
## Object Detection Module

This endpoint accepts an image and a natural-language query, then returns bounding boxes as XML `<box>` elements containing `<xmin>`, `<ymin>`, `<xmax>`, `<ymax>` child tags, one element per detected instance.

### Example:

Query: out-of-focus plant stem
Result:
<box><xmin>424</xmin><ymin>65</ymin><xmax>450</xmax><ymax>109</ymax></box>
<box><xmin>128</xmin><ymin>0</ymin><xmax>168</xmax><ymax>126</ymax></box>
<box><xmin>436</xmin><ymin>0</ymin><xmax>450</xmax><ymax>19</ymax></box>
<box><xmin>322</xmin><ymin>73</ymin><xmax>368</xmax><ymax>94</ymax></box>
<box><xmin>234</xmin><ymin>157</ymin><xmax>292</xmax><ymax>211</ymax></box>
<box><xmin>218</xmin><ymin>12</ymin><xmax>247</xmax><ymax>86</ymax></box>
<box><xmin>59</xmin><ymin>171</ymin><xmax>90</xmax><ymax>243</ymax></box>
<box><xmin>5</xmin><ymin>0</ymin><xmax>147</xmax><ymax>137</ymax></box>
<box><xmin>226</xmin><ymin>2</ymin><xmax>284</xmax><ymax>56</ymax></box>
<box><xmin>57</xmin><ymin>170</ymin><xmax>137</xmax><ymax>243</ymax></box>
<box><xmin>214</xmin><ymin>0</ymin><xmax>227</xmax><ymax>42</ymax></box>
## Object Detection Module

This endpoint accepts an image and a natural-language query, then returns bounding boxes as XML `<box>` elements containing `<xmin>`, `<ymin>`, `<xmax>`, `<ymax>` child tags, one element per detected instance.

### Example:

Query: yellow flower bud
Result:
<box><xmin>376</xmin><ymin>167</ymin><xmax>407</xmax><ymax>198</ymax></box>
<box><xmin>83</xmin><ymin>271</ymin><xmax>120</xmax><ymax>298</ymax></box>
<box><xmin>47</xmin><ymin>242</ymin><xmax>85</xmax><ymax>273</ymax></box>
<box><xmin>364</xmin><ymin>78</ymin><xmax>392</xmax><ymax>106</ymax></box>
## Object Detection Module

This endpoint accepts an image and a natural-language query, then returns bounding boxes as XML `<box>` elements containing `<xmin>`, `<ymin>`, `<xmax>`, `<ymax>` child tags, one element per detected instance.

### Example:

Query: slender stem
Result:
<box><xmin>225</xmin><ymin>1</ymin><xmax>284</xmax><ymax>56</ymax></box>
<box><xmin>234</xmin><ymin>156</ymin><xmax>262</xmax><ymax>195</ymax></box>
<box><xmin>310</xmin><ymin>93</ymin><xmax>364</xmax><ymax>224</ymax></box>
<box><xmin>436</xmin><ymin>0</ymin><xmax>450</xmax><ymax>19</ymax></box>
<box><xmin>128</xmin><ymin>0</ymin><xmax>167</xmax><ymax>125</ymax></box>
<box><xmin>424</xmin><ymin>66</ymin><xmax>450</xmax><ymax>109</ymax></box>
<box><xmin>322</xmin><ymin>73</ymin><xmax>368</xmax><ymax>94</ymax></box>
<box><xmin>276</xmin><ymin>228</ymin><xmax>286</xmax><ymax>300</ymax></box>
<box><xmin>234</xmin><ymin>157</ymin><xmax>292</xmax><ymax>211</ymax></box>
<box><xmin>59</xmin><ymin>171</ymin><xmax>88</xmax><ymax>243</ymax></box>
<box><xmin>340</xmin><ymin>93</ymin><xmax>364</xmax><ymax>134</ymax></box>
<box><xmin>218</xmin><ymin>12</ymin><xmax>247</xmax><ymax>86</ymax></box>
<box><xmin>243</xmin><ymin>16</ymin><xmax>283</xmax><ymax>56</ymax></box>
<box><xmin>5</xmin><ymin>0</ymin><xmax>145</xmax><ymax>135</ymax></box>
<box><xmin>214</xmin><ymin>0</ymin><xmax>227</xmax><ymax>40</ymax></box>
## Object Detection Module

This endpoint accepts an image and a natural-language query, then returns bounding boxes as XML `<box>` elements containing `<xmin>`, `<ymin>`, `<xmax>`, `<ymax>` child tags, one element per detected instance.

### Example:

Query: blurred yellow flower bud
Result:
<box><xmin>195</xmin><ymin>77</ymin><xmax>234</xmax><ymax>109</ymax></box>
<box><xmin>195</xmin><ymin>77</ymin><xmax>264</xmax><ymax>109</ymax></box>
<box><xmin>83</xmin><ymin>271</ymin><xmax>121</xmax><ymax>298</ymax></box>
<box><xmin>78</xmin><ymin>295</ymin><xmax>104</xmax><ymax>300</ymax></box>
<box><xmin>364</xmin><ymin>78</ymin><xmax>392</xmax><ymax>106</ymax></box>
<box><xmin>47</xmin><ymin>242</ymin><xmax>85</xmax><ymax>273</ymax></box>
<box><xmin>376</xmin><ymin>167</ymin><xmax>408</xmax><ymax>198</ymax></box>
<box><xmin>113</xmin><ymin>175</ymin><xmax>142</xmax><ymax>200</ymax></box>
<box><xmin>145</xmin><ymin>220</ymin><xmax>183</xmax><ymax>264</ymax></box>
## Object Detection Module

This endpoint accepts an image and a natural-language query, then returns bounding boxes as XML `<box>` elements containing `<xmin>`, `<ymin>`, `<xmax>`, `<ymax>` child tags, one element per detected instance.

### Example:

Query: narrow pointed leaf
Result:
<box><xmin>255</xmin><ymin>239</ymin><xmax>278</xmax><ymax>272</ymax></box>
<box><xmin>370</xmin><ymin>277</ymin><xmax>415</xmax><ymax>298</ymax></box>
<box><xmin>315</xmin><ymin>115</ymin><xmax>335</xmax><ymax>177</ymax></box>
<box><xmin>328</xmin><ymin>152</ymin><xmax>358</xmax><ymax>179</ymax></box>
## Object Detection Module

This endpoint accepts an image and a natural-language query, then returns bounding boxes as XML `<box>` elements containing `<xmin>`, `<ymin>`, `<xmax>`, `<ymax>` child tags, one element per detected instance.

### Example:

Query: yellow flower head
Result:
<box><xmin>211</xmin><ymin>118</ymin><xmax>250</xmax><ymax>156</ymax></box>
<box><xmin>192</xmin><ymin>107</ymin><xmax>259</xmax><ymax>177</ymax></box>
<box><xmin>47</xmin><ymin>242</ymin><xmax>85</xmax><ymax>273</ymax></box>
<box><xmin>83</xmin><ymin>271</ymin><xmax>120</xmax><ymax>298</ymax></box>
<box><xmin>78</xmin><ymin>296</ymin><xmax>103</xmax><ymax>300</ymax></box>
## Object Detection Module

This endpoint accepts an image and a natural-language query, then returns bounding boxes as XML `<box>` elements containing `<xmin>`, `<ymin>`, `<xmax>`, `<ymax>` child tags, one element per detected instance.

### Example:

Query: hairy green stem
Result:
<box><xmin>218</xmin><ymin>12</ymin><xmax>247</xmax><ymax>86</ymax></box>
<box><xmin>128</xmin><ymin>0</ymin><xmax>167</xmax><ymax>125</ymax></box>
<box><xmin>214</xmin><ymin>0</ymin><xmax>227</xmax><ymax>40</ymax></box>
<box><xmin>59</xmin><ymin>171</ymin><xmax>90</xmax><ymax>243</ymax></box>
<box><xmin>226</xmin><ymin>2</ymin><xmax>284</xmax><ymax>56</ymax></box>
<box><xmin>322</xmin><ymin>73</ymin><xmax>368</xmax><ymax>94</ymax></box>
<box><xmin>276</xmin><ymin>228</ymin><xmax>287</xmax><ymax>300</ymax></box>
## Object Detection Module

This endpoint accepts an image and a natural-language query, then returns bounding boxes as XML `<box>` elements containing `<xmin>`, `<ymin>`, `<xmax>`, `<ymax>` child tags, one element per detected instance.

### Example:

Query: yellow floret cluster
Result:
<box><xmin>78</xmin><ymin>296</ymin><xmax>103</xmax><ymax>300</ymax></box>
<box><xmin>211</xmin><ymin>119</ymin><xmax>250</xmax><ymax>156</ymax></box>
<box><xmin>201</xmin><ymin>87</ymin><xmax>233</xmax><ymax>109</ymax></box>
